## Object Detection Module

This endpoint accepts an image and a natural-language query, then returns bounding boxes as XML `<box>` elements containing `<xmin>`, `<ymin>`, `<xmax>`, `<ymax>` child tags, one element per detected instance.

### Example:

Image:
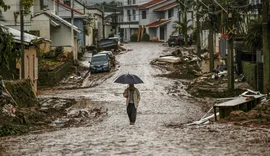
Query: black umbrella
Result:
<box><xmin>114</xmin><ymin>73</ymin><xmax>144</xmax><ymax>84</ymax></box>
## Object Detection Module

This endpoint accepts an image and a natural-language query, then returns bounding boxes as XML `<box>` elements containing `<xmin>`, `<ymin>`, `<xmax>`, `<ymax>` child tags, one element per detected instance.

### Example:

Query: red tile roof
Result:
<box><xmin>154</xmin><ymin>2</ymin><xmax>177</xmax><ymax>11</ymax></box>
<box><xmin>138</xmin><ymin>0</ymin><xmax>167</xmax><ymax>9</ymax></box>
<box><xmin>146</xmin><ymin>19</ymin><xmax>170</xmax><ymax>27</ymax></box>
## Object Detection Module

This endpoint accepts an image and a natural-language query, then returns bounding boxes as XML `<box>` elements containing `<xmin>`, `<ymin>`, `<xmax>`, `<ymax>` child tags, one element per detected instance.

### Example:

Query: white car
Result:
<box><xmin>108</xmin><ymin>37</ymin><xmax>121</xmax><ymax>45</ymax></box>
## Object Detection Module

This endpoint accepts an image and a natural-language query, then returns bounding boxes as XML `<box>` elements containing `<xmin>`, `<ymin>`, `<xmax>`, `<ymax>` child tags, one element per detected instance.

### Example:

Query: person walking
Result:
<box><xmin>123</xmin><ymin>84</ymin><xmax>141</xmax><ymax>125</ymax></box>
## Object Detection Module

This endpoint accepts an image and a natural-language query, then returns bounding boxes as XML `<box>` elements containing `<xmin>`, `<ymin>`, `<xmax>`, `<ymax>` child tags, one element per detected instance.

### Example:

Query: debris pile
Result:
<box><xmin>222</xmin><ymin>100</ymin><xmax>270</xmax><ymax>127</ymax></box>
<box><xmin>0</xmin><ymin>80</ymin><xmax>40</xmax><ymax>136</ymax></box>
<box><xmin>152</xmin><ymin>47</ymin><xmax>203</xmax><ymax>80</ymax></box>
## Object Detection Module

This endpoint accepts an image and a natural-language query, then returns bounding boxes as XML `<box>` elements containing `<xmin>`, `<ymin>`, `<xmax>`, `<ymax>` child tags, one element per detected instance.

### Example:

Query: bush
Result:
<box><xmin>141</xmin><ymin>33</ymin><xmax>150</xmax><ymax>41</ymax></box>
<box><xmin>55</xmin><ymin>46</ymin><xmax>64</xmax><ymax>58</ymax></box>
<box><xmin>130</xmin><ymin>34</ymin><xmax>138</xmax><ymax>42</ymax></box>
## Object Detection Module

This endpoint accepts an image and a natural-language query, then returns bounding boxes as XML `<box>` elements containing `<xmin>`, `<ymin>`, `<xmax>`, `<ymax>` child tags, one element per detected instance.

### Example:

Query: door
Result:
<box><xmin>160</xmin><ymin>26</ymin><xmax>165</xmax><ymax>40</ymax></box>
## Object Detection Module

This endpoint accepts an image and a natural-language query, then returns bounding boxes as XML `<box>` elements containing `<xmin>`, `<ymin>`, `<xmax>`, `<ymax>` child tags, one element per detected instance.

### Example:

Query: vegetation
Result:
<box><xmin>21</xmin><ymin>0</ymin><xmax>34</xmax><ymax>15</ymax></box>
<box><xmin>244</xmin><ymin>18</ymin><xmax>263</xmax><ymax>51</ymax></box>
<box><xmin>130</xmin><ymin>34</ymin><xmax>138</xmax><ymax>42</ymax></box>
<box><xmin>0</xmin><ymin>1</ymin><xmax>19</xmax><ymax>70</ymax></box>
<box><xmin>141</xmin><ymin>33</ymin><xmax>150</xmax><ymax>41</ymax></box>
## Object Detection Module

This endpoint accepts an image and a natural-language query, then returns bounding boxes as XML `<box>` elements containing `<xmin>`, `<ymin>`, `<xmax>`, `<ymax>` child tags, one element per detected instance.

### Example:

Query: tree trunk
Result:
<box><xmin>227</xmin><ymin>35</ymin><xmax>234</xmax><ymax>91</ymax></box>
<box><xmin>209</xmin><ymin>27</ymin><xmax>214</xmax><ymax>72</ymax></box>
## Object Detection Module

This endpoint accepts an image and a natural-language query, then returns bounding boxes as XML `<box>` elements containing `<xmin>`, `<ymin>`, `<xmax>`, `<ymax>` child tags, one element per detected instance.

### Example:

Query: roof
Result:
<box><xmin>53</xmin><ymin>0</ymin><xmax>83</xmax><ymax>15</ymax></box>
<box><xmin>146</xmin><ymin>19</ymin><xmax>171</xmax><ymax>27</ymax></box>
<box><xmin>154</xmin><ymin>2</ymin><xmax>177</xmax><ymax>11</ymax></box>
<box><xmin>0</xmin><ymin>25</ymin><xmax>50</xmax><ymax>45</ymax></box>
<box><xmin>138</xmin><ymin>0</ymin><xmax>167</xmax><ymax>9</ymax></box>
<box><xmin>34</xmin><ymin>11</ymin><xmax>81</xmax><ymax>33</ymax></box>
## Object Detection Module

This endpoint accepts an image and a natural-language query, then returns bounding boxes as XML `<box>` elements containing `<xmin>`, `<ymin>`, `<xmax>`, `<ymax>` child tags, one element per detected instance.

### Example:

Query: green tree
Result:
<box><xmin>0</xmin><ymin>0</ymin><xmax>19</xmax><ymax>69</ymax></box>
<box><xmin>172</xmin><ymin>16</ymin><xmax>193</xmax><ymax>43</ymax></box>
<box><xmin>244</xmin><ymin>18</ymin><xmax>263</xmax><ymax>51</ymax></box>
<box><xmin>21</xmin><ymin>0</ymin><xmax>34</xmax><ymax>15</ymax></box>
<box><xmin>176</xmin><ymin>0</ymin><xmax>194</xmax><ymax>43</ymax></box>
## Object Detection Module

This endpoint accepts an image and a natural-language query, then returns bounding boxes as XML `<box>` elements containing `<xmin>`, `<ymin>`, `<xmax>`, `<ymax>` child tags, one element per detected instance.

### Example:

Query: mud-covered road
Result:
<box><xmin>1</xmin><ymin>43</ymin><xmax>269</xmax><ymax>155</ymax></box>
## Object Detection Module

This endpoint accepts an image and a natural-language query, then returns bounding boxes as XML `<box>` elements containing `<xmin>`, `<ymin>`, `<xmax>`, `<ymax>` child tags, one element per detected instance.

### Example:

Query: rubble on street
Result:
<box><xmin>153</xmin><ymin>45</ymin><xmax>270</xmax><ymax>128</ymax></box>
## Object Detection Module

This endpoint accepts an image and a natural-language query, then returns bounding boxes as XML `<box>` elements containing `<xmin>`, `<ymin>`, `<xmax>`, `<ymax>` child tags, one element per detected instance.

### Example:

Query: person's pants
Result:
<box><xmin>127</xmin><ymin>103</ymin><xmax>137</xmax><ymax>123</ymax></box>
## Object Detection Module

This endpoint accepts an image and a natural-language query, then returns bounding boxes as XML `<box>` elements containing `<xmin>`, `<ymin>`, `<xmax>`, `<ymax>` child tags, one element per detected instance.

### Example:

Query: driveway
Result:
<box><xmin>0</xmin><ymin>43</ymin><xmax>269</xmax><ymax>155</ymax></box>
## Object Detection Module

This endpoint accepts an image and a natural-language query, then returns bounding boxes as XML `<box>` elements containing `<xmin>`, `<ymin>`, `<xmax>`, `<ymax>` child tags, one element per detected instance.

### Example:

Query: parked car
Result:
<box><xmin>89</xmin><ymin>54</ymin><xmax>111</xmax><ymax>73</ymax></box>
<box><xmin>108</xmin><ymin>36</ymin><xmax>121</xmax><ymax>45</ymax></box>
<box><xmin>99</xmin><ymin>51</ymin><xmax>116</xmax><ymax>67</ymax></box>
<box><xmin>97</xmin><ymin>38</ymin><xmax>118</xmax><ymax>51</ymax></box>
<box><xmin>167</xmin><ymin>34</ymin><xmax>184</xmax><ymax>47</ymax></box>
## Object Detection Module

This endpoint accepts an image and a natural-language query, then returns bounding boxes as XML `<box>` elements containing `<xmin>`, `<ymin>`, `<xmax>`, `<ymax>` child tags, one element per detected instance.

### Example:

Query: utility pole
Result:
<box><xmin>53</xmin><ymin>0</ymin><xmax>55</xmax><ymax>14</ymax></box>
<box><xmin>227</xmin><ymin>6</ymin><xmax>234</xmax><ymax>90</ymax></box>
<box><xmin>208</xmin><ymin>4</ymin><xmax>214</xmax><ymax>72</ymax></box>
<box><xmin>196</xmin><ymin>0</ymin><xmax>201</xmax><ymax>58</ymax></box>
<box><xmin>0</xmin><ymin>76</ymin><xmax>2</xmax><ymax>97</ymax></box>
<box><xmin>263</xmin><ymin>0</ymin><xmax>270</xmax><ymax>93</ymax></box>
<box><xmin>71</xmin><ymin>0</ymin><xmax>76</xmax><ymax>62</ymax></box>
<box><xmin>20</xmin><ymin>0</ymin><xmax>24</xmax><ymax>79</ymax></box>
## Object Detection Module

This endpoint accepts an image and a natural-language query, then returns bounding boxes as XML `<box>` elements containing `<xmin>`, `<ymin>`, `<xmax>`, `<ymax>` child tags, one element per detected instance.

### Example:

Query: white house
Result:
<box><xmin>0</xmin><ymin>0</ymin><xmax>82</xmax><ymax>60</ymax></box>
<box><xmin>120</xmin><ymin>0</ymin><xmax>149</xmax><ymax>42</ymax></box>
<box><xmin>31</xmin><ymin>11</ymin><xmax>81</xmax><ymax>54</ymax></box>
<box><xmin>138</xmin><ymin>0</ymin><xmax>179</xmax><ymax>41</ymax></box>
<box><xmin>120</xmin><ymin>0</ymin><xmax>193</xmax><ymax>42</ymax></box>
<box><xmin>85</xmin><ymin>5</ymin><xmax>104</xmax><ymax>45</ymax></box>
<box><xmin>104</xmin><ymin>11</ymin><xmax>122</xmax><ymax>38</ymax></box>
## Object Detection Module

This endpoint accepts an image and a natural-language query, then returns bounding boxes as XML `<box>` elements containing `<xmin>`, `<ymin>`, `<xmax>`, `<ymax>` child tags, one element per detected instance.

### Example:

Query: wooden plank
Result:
<box><xmin>215</xmin><ymin>96</ymin><xmax>250</xmax><ymax>107</ymax></box>
<box><xmin>215</xmin><ymin>95</ymin><xmax>264</xmax><ymax>107</ymax></box>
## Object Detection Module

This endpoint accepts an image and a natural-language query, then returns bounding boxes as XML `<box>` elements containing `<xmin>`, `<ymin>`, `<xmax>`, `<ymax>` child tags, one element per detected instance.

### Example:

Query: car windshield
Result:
<box><xmin>92</xmin><ymin>55</ymin><xmax>107</xmax><ymax>62</ymax></box>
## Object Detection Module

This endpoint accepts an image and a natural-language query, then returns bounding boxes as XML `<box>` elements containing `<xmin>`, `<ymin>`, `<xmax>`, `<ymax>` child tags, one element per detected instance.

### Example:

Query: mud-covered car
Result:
<box><xmin>89</xmin><ymin>54</ymin><xmax>111</xmax><ymax>73</ymax></box>
<box><xmin>98</xmin><ymin>51</ymin><xmax>116</xmax><ymax>67</ymax></box>
<box><xmin>167</xmin><ymin>34</ymin><xmax>184</xmax><ymax>47</ymax></box>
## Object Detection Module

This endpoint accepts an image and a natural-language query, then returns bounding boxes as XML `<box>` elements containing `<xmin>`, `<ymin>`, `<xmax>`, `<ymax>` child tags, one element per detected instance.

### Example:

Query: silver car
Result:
<box><xmin>90</xmin><ymin>54</ymin><xmax>111</xmax><ymax>73</ymax></box>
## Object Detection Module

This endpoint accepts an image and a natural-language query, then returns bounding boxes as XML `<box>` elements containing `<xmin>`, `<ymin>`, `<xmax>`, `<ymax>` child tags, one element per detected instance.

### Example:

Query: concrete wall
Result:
<box><xmin>86</xmin><ymin>8</ymin><xmax>104</xmax><ymax>40</ymax></box>
<box><xmin>30</xmin><ymin>14</ymin><xmax>51</xmax><ymax>40</ymax></box>
<box><xmin>0</xmin><ymin>0</ymin><xmax>32</xmax><ymax>27</ymax></box>
<box><xmin>24</xmin><ymin>46</ymin><xmax>38</xmax><ymax>92</ymax></box>
<box><xmin>50</xmin><ymin>23</ymin><xmax>72</xmax><ymax>46</ymax></box>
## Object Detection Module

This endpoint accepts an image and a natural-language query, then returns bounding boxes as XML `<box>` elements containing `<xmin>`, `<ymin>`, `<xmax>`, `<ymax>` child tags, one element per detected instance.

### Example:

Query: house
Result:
<box><xmin>120</xmin><ymin>0</ymin><xmax>192</xmax><ymax>42</ymax></box>
<box><xmin>104</xmin><ymin>11</ymin><xmax>122</xmax><ymax>39</ymax></box>
<box><xmin>86</xmin><ymin>4</ymin><xmax>105</xmax><ymax>46</ymax></box>
<box><xmin>42</xmin><ymin>0</ymin><xmax>86</xmax><ymax>54</ymax></box>
<box><xmin>31</xmin><ymin>11</ymin><xmax>81</xmax><ymax>60</ymax></box>
<box><xmin>138</xmin><ymin>0</ymin><xmax>179</xmax><ymax>41</ymax></box>
<box><xmin>0</xmin><ymin>0</ymin><xmax>81</xmax><ymax>61</ymax></box>
<box><xmin>120</xmin><ymin>0</ymin><xmax>146</xmax><ymax>42</ymax></box>
<box><xmin>0</xmin><ymin>25</ymin><xmax>50</xmax><ymax>93</ymax></box>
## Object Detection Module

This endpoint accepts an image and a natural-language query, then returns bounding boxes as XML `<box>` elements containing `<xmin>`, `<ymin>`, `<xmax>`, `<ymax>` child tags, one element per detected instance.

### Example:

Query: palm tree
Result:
<box><xmin>172</xmin><ymin>16</ymin><xmax>193</xmax><ymax>44</ymax></box>
<box><xmin>175</xmin><ymin>0</ymin><xmax>194</xmax><ymax>43</ymax></box>
<box><xmin>244</xmin><ymin>18</ymin><xmax>263</xmax><ymax>51</ymax></box>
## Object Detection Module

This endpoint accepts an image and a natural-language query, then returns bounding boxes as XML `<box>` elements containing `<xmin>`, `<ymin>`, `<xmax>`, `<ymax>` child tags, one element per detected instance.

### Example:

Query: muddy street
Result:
<box><xmin>1</xmin><ymin>43</ymin><xmax>269</xmax><ymax>155</ymax></box>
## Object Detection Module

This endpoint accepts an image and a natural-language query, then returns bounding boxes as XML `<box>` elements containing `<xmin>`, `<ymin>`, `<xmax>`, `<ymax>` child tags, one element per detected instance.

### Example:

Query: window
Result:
<box><xmin>133</xmin><ymin>0</ymin><xmax>136</xmax><ymax>4</ymax></box>
<box><xmin>168</xmin><ymin>8</ymin><xmax>174</xmax><ymax>18</ymax></box>
<box><xmin>127</xmin><ymin>10</ymin><xmax>131</xmax><ymax>21</ymax></box>
<box><xmin>64</xmin><ymin>0</ymin><xmax>71</xmax><ymax>6</ymax></box>
<box><xmin>127</xmin><ymin>0</ymin><xmax>131</xmax><ymax>5</ymax></box>
<box><xmin>133</xmin><ymin>9</ymin><xmax>136</xmax><ymax>20</ymax></box>
<box><xmin>142</xmin><ymin>11</ymin><xmax>146</xmax><ymax>19</ymax></box>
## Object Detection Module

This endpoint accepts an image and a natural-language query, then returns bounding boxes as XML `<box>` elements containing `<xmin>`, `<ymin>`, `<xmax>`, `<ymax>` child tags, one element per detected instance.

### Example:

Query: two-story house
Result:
<box><xmin>120</xmin><ymin>0</ymin><xmax>193</xmax><ymax>42</ymax></box>
<box><xmin>104</xmin><ymin>11</ymin><xmax>122</xmax><ymax>38</ymax></box>
<box><xmin>120</xmin><ymin>0</ymin><xmax>148</xmax><ymax>42</ymax></box>
<box><xmin>86</xmin><ymin>4</ymin><xmax>104</xmax><ymax>45</ymax></box>
<box><xmin>138</xmin><ymin>0</ymin><xmax>178</xmax><ymax>41</ymax></box>
<box><xmin>43</xmin><ymin>0</ymin><xmax>104</xmax><ymax>49</ymax></box>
